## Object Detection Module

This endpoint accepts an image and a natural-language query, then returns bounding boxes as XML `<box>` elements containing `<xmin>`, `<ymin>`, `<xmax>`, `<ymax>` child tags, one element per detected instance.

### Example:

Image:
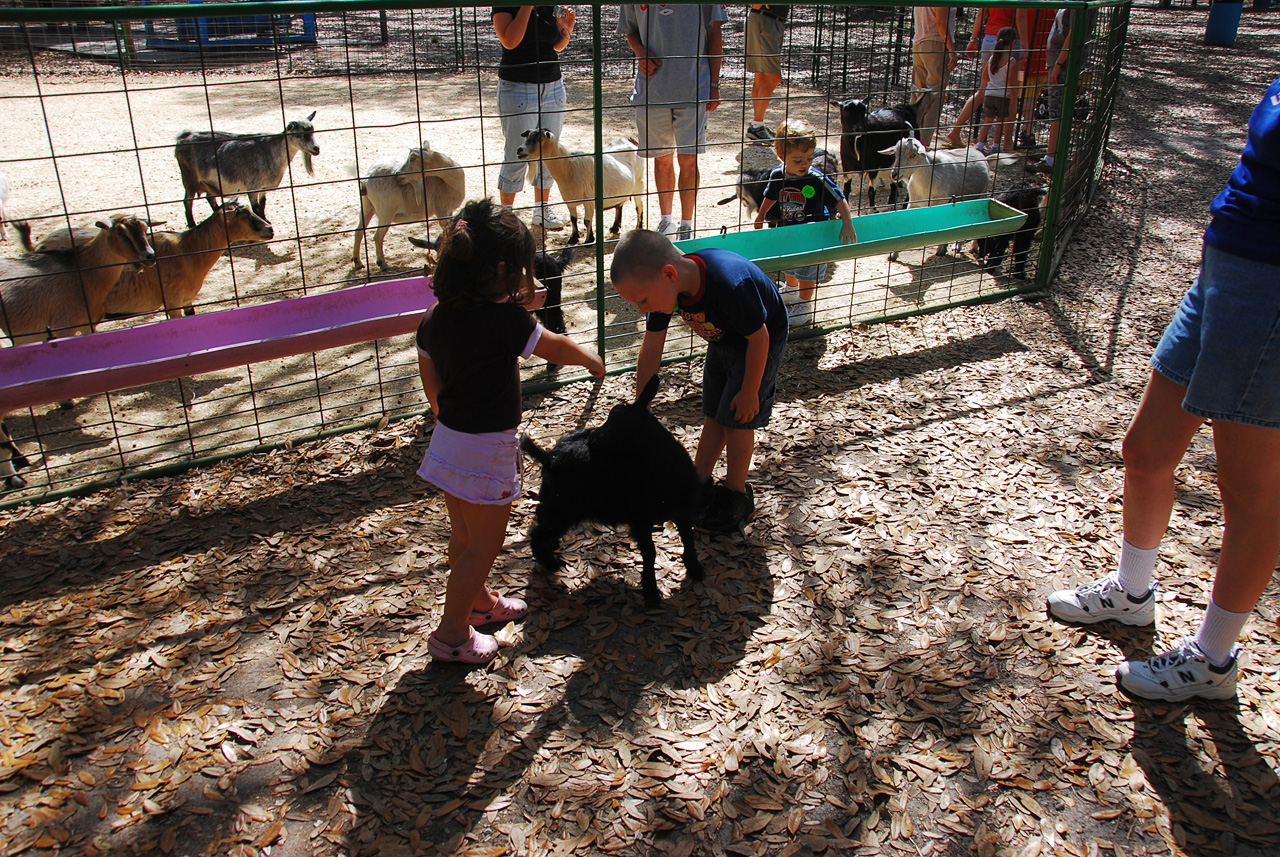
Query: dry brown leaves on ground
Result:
<box><xmin>2</xmin><ymin>9</ymin><xmax>1280</xmax><ymax>857</ymax></box>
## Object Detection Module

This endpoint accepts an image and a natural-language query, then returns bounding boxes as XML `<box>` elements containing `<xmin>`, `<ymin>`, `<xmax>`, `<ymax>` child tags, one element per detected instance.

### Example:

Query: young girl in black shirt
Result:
<box><xmin>417</xmin><ymin>199</ymin><xmax>603</xmax><ymax>663</ymax></box>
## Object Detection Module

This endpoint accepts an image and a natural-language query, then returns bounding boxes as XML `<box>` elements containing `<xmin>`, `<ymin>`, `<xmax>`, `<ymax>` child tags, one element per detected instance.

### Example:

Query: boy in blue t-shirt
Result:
<box><xmin>755</xmin><ymin>120</ymin><xmax>857</xmax><ymax>328</ymax></box>
<box><xmin>611</xmin><ymin>229</ymin><xmax>788</xmax><ymax>534</ymax></box>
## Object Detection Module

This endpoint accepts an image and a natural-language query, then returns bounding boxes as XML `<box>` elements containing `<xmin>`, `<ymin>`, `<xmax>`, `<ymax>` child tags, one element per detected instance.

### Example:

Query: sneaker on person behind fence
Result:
<box><xmin>747</xmin><ymin>122</ymin><xmax>773</xmax><ymax>142</ymax></box>
<box><xmin>1046</xmin><ymin>572</ymin><xmax>1157</xmax><ymax>626</ymax></box>
<box><xmin>1026</xmin><ymin>157</ymin><xmax>1055</xmax><ymax>175</ymax></box>
<box><xmin>658</xmin><ymin>216</ymin><xmax>679</xmax><ymax>238</ymax></box>
<box><xmin>530</xmin><ymin>205</ymin><xmax>565</xmax><ymax>231</ymax></box>
<box><xmin>677</xmin><ymin>221</ymin><xmax>692</xmax><ymax>242</ymax></box>
<box><xmin>1116</xmin><ymin>636</ymin><xmax>1239</xmax><ymax>702</ymax></box>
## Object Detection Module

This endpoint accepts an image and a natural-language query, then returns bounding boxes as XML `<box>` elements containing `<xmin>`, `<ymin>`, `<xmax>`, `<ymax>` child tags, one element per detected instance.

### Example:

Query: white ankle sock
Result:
<box><xmin>1116</xmin><ymin>537</ymin><xmax>1158</xmax><ymax>596</ymax></box>
<box><xmin>679</xmin><ymin>219</ymin><xmax>692</xmax><ymax>230</ymax></box>
<box><xmin>1195</xmin><ymin>600</ymin><xmax>1250</xmax><ymax>667</ymax></box>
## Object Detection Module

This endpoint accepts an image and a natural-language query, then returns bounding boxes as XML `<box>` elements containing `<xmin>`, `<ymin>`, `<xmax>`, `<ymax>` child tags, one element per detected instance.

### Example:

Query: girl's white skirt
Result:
<box><xmin>417</xmin><ymin>421</ymin><xmax>522</xmax><ymax>505</ymax></box>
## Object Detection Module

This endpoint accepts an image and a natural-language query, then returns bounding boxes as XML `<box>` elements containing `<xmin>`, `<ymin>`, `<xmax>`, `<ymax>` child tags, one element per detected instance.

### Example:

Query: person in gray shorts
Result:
<box><xmin>619</xmin><ymin>3</ymin><xmax>728</xmax><ymax>242</ymax></box>
<box><xmin>745</xmin><ymin>5</ymin><xmax>788</xmax><ymax>142</ymax></box>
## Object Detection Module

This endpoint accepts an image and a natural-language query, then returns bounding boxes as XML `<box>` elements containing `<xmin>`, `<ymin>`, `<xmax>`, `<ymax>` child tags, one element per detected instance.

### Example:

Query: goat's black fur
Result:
<box><xmin>972</xmin><ymin>183</ymin><xmax>1045</xmax><ymax>279</ymax></box>
<box><xmin>716</xmin><ymin>148</ymin><xmax>840</xmax><ymax>225</ymax></box>
<box><xmin>520</xmin><ymin>375</ymin><xmax>704</xmax><ymax>607</ymax></box>
<box><xmin>533</xmin><ymin>245</ymin><xmax>573</xmax><ymax>338</ymax></box>
<box><xmin>830</xmin><ymin>98</ymin><xmax>921</xmax><ymax>211</ymax></box>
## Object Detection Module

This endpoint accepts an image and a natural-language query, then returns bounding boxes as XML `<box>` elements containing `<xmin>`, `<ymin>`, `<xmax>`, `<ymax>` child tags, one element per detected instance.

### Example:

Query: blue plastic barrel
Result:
<box><xmin>1205</xmin><ymin>0</ymin><xmax>1244</xmax><ymax>45</ymax></box>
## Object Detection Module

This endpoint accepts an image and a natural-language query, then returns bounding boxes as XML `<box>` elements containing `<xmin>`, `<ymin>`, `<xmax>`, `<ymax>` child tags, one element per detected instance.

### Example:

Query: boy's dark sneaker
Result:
<box><xmin>696</xmin><ymin>483</ymin><xmax>755</xmax><ymax>534</ymax></box>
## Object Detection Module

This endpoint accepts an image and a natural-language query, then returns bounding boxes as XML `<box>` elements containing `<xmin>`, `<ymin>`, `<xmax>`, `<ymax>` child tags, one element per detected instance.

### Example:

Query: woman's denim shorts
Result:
<box><xmin>498</xmin><ymin>78</ymin><xmax>567</xmax><ymax>193</ymax></box>
<box><xmin>1152</xmin><ymin>243</ymin><xmax>1280</xmax><ymax>429</ymax></box>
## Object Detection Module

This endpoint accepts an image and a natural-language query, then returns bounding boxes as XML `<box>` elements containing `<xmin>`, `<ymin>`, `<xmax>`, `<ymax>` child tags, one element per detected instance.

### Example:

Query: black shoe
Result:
<box><xmin>696</xmin><ymin>484</ymin><xmax>754</xmax><ymax>535</ymax></box>
<box><xmin>746</xmin><ymin>123</ymin><xmax>773</xmax><ymax>142</ymax></box>
<box><xmin>1014</xmin><ymin>131</ymin><xmax>1037</xmax><ymax>150</ymax></box>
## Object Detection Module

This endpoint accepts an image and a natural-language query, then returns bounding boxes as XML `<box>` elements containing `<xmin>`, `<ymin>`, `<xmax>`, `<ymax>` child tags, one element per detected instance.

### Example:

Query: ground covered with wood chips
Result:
<box><xmin>3</xmin><ymin>9</ymin><xmax>1280</xmax><ymax>857</ymax></box>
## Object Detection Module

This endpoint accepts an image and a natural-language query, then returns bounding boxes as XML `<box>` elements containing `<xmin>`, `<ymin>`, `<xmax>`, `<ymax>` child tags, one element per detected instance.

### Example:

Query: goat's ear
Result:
<box><xmin>876</xmin><ymin>144</ymin><xmax>898</xmax><ymax>156</ymax></box>
<box><xmin>540</xmin><ymin>129</ymin><xmax>553</xmax><ymax>140</ymax></box>
<box><xmin>635</xmin><ymin>374</ymin><xmax>659</xmax><ymax>409</ymax></box>
<box><xmin>407</xmin><ymin>236</ymin><xmax>436</xmax><ymax>249</ymax></box>
<box><xmin>306</xmin><ymin>110</ymin><xmax>316</xmax><ymax>122</ymax></box>
<box><xmin>520</xmin><ymin>129</ymin><xmax>532</xmax><ymax>139</ymax></box>
<box><xmin>95</xmin><ymin>220</ymin><xmax>111</xmax><ymax>230</ymax></box>
<box><xmin>146</xmin><ymin>219</ymin><xmax>166</xmax><ymax>227</ymax></box>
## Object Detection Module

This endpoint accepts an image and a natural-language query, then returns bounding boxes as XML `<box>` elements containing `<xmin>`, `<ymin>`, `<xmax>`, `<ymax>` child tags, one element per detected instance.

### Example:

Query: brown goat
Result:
<box><xmin>2</xmin><ymin>214</ymin><xmax>155</xmax><ymax>344</ymax></box>
<box><xmin>105</xmin><ymin>201</ymin><xmax>274</xmax><ymax>319</ymax></box>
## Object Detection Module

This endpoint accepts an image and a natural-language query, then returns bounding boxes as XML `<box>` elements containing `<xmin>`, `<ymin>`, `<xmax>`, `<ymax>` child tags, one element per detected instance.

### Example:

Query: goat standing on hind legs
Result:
<box><xmin>520</xmin><ymin>375</ymin><xmax>704</xmax><ymax>608</ymax></box>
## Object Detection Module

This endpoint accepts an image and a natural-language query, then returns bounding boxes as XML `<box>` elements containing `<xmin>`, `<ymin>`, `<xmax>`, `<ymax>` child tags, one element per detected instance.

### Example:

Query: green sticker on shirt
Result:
<box><xmin>802</xmin><ymin>185</ymin><xmax>815</xmax><ymax>198</ymax></box>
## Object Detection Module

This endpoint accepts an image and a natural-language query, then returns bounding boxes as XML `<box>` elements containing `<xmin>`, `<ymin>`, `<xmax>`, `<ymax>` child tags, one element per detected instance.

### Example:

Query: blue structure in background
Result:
<box><xmin>144</xmin><ymin>0</ymin><xmax>317</xmax><ymax>50</ymax></box>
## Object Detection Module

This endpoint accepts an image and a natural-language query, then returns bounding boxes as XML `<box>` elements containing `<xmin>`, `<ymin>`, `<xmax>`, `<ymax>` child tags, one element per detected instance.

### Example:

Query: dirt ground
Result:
<box><xmin>0</xmin><ymin>6</ymin><xmax>1026</xmax><ymax>497</ymax></box>
<box><xmin>2</xmin><ymin>5</ymin><xmax>1280</xmax><ymax>857</ymax></box>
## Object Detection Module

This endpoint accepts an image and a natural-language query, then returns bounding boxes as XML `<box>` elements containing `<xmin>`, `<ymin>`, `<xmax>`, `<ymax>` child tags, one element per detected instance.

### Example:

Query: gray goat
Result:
<box><xmin>175</xmin><ymin>111</ymin><xmax>319</xmax><ymax>228</ymax></box>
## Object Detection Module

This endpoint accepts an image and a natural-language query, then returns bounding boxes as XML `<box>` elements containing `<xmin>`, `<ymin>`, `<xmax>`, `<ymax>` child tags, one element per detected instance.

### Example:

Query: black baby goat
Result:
<box><xmin>520</xmin><ymin>375</ymin><xmax>704</xmax><ymax>608</ymax></box>
<box><xmin>971</xmin><ymin>183</ymin><xmax>1045</xmax><ymax>279</ymax></box>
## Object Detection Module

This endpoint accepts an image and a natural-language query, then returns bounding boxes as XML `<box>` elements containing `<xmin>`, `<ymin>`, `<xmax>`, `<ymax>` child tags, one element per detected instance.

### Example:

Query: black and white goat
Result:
<box><xmin>830</xmin><ymin>97</ymin><xmax>922</xmax><ymax>211</ymax></box>
<box><xmin>971</xmin><ymin>183</ymin><xmax>1045</xmax><ymax>279</ymax></box>
<box><xmin>716</xmin><ymin>148</ymin><xmax>841</xmax><ymax>225</ymax></box>
<box><xmin>520</xmin><ymin>375</ymin><xmax>704</xmax><ymax>608</ymax></box>
<box><xmin>175</xmin><ymin>111</ymin><xmax>320</xmax><ymax>228</ymax></box>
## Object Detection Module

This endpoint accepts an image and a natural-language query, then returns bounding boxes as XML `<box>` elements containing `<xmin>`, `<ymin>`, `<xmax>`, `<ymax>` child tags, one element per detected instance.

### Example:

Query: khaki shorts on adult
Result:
<box><xmin>635</xmin><ymin>104</ymin><xmax>708</xmax><ymax>157</ymax></box>
<box><xmin>746</xmin><ymin>13</ymin><xmax>784</xmax><ymax>75</ymax></box>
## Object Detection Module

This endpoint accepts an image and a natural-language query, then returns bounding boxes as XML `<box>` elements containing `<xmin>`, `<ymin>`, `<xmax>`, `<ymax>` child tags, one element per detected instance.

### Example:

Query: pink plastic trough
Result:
<box><xmin>0</xmin><ymin>276</ymin><xmax>436</xmax><ymax>413</ymax></box>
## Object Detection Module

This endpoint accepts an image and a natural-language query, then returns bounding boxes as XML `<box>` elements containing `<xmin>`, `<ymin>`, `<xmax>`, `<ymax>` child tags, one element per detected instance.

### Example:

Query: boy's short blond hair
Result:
<box><xmin>610</xmin><ymin>228</ymin><xmax>682</xmax><ymax>286</ymax></box>
<box><xmin>773</xmin><ymin>120</ymin><xmax>818</xmax><ymax>160</ymax></box>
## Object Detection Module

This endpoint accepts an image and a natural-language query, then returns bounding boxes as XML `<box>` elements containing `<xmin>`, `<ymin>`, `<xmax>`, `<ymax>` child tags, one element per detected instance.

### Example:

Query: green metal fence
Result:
<box><xmin>0</xmin><ymin>0</ymin><xmax>1129</xmax><ymax>505</ymax></box>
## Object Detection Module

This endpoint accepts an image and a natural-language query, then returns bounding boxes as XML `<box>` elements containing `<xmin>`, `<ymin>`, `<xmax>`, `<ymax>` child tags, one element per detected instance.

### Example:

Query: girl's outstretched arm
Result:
<box><xmin>533</xmin><ymin>330</ymin><xmax>605</xmax><ymax>378</ymax></box>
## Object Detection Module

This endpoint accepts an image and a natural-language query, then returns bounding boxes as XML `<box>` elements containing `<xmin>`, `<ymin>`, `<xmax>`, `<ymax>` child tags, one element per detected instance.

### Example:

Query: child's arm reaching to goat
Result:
<box><xmin>533</xmin><ymin>330</ymin><xmax>605</xmax><ymax>379</ymax></box>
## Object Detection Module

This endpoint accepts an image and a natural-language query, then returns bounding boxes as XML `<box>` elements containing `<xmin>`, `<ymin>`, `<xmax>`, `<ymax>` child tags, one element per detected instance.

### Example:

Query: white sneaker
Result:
<box><xmin>1046</xmin><ymin>573</ymin><xmax>1156</xmax><ymax>626</ymax></box>
<box><xmin>530</xmin><ymin>206</ymin><xmax>565</xmax><ymax>231</ymax></box>
<box><xmin>658</xmin><ymin>218</ymin><xmax>678</xmax><ymax>238</ymax></box>
<box><xmin>778</xmin><ymin>285</ymin><xmax>802</xmax><ymax>306</ymax></box>
<box><xmin>788</xmin><ymin>302</ymin><xmax>814</xmax><ymax>328</ymax></box>
<box><xmin>1117</xmin><ymin>637</ymin><xmax>1239</xmax><ymax>702</ymax></box>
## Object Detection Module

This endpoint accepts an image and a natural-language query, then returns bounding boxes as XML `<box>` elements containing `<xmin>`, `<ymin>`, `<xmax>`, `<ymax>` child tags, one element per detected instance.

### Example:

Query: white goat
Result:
<box><xmin>880</xmin><ymin>137</ymin><xmax>1007</xmax><ymax>257</ymax></box>
<box><xmin>105</xmin><ymin>201</ymin><xmax>274</xmax><ymax>319</ymax></box>
<box><xmin>352</xmin><ymin>145</ymin><xmax>466</xmax><ymax>270</ymax></box>
<box><xmin>516</xmin><ymin>128</ymin><xmax>642</xmax><ymax>245</ymax></box>
<box><xmin>4</xmin><ymin>214</ymin><xmax>156</xmax><ymax>344</ymax></box>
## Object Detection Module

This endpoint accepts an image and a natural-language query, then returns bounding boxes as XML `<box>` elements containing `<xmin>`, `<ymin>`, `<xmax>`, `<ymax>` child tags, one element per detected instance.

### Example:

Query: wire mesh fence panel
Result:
<box><xmin>0</xmin><ymin>0</ymin><xmax>1128</xmax><ymax>505</ymax></box>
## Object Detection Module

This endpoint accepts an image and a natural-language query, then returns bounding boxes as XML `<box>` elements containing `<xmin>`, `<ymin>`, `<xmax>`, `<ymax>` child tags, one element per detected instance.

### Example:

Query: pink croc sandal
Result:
<box><xmin>428</xmin><ymin>629</ymin><xmax>499</xmax><ymax>664</ymax></box>
<box><xmin>469</xmin><ymin>593</ymin><xmax>529</xmax><ymax>627</ymax></box>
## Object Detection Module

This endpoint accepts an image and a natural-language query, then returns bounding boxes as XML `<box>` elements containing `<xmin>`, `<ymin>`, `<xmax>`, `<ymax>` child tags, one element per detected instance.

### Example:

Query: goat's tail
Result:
<box><xmin>519</xmin><ymin>434</ymin><xmax>551</xmax><ymax>465</ymax></box>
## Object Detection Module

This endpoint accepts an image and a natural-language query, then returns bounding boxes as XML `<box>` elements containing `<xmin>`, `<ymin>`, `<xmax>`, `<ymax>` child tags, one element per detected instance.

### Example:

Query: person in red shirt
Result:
<box><xmin>943</xmin><ymin>5</ymin><xmax>1022</xmax><ymax>150</ymax></box>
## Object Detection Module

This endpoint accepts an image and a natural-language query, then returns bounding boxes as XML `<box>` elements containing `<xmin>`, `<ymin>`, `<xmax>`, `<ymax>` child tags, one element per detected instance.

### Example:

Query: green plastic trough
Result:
<box><xmin>673</xmin><ymin>198</ymin><xmax>1028</xmax><ymax>273</ymax></box>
